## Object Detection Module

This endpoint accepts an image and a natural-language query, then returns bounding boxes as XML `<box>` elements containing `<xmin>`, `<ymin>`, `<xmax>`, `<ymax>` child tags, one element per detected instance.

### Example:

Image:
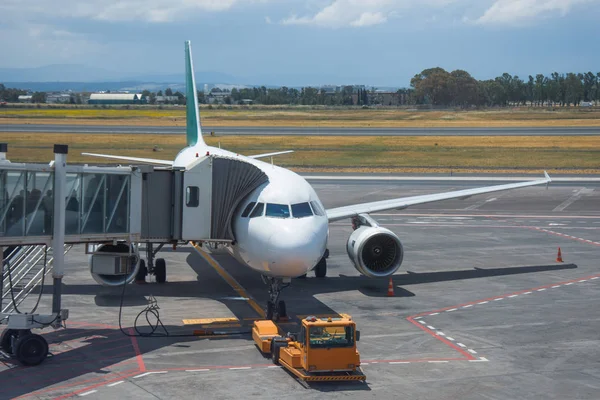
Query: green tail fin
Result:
<box><xmin>185</xmin><ymin>40</ymin><xmax>204</xmax><ymax>147</ymax></box>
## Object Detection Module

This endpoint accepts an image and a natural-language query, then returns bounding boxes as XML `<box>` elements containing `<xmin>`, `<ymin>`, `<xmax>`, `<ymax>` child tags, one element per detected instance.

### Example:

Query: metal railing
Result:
<box><xmin>1</xmin><ymin>244</ymin><xmax>73</xmax><ymax>314</ymax></box>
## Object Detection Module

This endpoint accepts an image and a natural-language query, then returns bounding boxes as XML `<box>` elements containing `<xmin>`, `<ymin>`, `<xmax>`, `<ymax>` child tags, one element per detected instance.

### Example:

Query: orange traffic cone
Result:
<box><xmin>556</xmin><ymin>247</ymin><xmax>563</xmax><ymax>263</ymax></box>
<box><xmin>387</xmin><ymin>277</ymin><xmax>394</xmax><ymax>297</ymax></box>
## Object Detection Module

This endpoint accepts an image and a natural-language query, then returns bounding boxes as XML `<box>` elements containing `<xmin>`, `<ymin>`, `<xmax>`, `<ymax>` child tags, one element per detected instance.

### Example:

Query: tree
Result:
<box><xmin>31</xmin><ymin>92</ymin><xmax>46</xmax><ymax>103</ymax></box>
<box><xmin>165</xmin><ymin>88</ymin><xmax>173</xmax><ymax>96</ymax></box>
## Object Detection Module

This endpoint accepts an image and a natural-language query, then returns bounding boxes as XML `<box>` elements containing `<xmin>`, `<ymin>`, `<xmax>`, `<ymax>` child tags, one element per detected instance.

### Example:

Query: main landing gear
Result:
<box><xmin>265</xmin><ymin>277</ymin><xmax>290</xmax><ymax>321</ymax></box>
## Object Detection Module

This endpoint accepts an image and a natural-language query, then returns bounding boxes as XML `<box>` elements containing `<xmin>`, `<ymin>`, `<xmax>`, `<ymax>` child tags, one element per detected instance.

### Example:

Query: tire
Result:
<box><xmin>135</xmin><ymin>259</ymin><xmax>147</xmax><ymax>282</ymax></box>
<box><xmin>155</xmin><ymin>258</ymin><xmax>166</xmax><ymax>283</ymax></box>
<box><xmin>315</xmin><ymin>257</ymin><xmax>327</xmax><ymax>278</ymax></box>
<box><xmin>14</xmin><ymin>333</ymin><xmax>48</xmax><ymax>366</ymax></box>
<box><xmin>0</xmin><ymin>329</ymin><xmax>18</xmax><ymax>354</ymax></box>
<box><xmin>272</xmin><ymin>339</ymin><xmax>286</xmax><ymax>365</ymax></box>
<box><xmin>277</xmin><ymin>300</ymin><xmax>287</xmax><ymax>319</ymax></box>
<box><xmin>266</xmin><ymin>301</ymin><xmax>274</xmax><ymax>320</ymax></box>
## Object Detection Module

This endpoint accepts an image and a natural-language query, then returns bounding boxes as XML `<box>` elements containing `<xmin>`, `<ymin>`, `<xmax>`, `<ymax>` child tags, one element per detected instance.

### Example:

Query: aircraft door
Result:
<box><xmin>181</xmin><ymin>157</ymin><xmax>212</xmax><ymax>240</ymax></box>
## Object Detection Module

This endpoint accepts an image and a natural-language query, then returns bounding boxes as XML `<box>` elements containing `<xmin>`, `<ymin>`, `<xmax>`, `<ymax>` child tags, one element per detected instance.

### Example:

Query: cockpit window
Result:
<box><xmin>241</xmin><ymin>202</ymin><xmax>256</xmax><ymax>217</ymax></box>
<box><xmin>310</xmin><ymin>201</ymin><xmax>325</xmax><ymax>216</ymax></box>
<box><xmin>249</xmin><ymin>202</ymin><xmax>264</xmax><ymax>218</ymax></box>
<box><xmin>291</xmin><ymin>202</ymin><xmax>313</xmax><ymax>218</ymax></box>
<box><xmin>266</xmin><ymin>203</ymin><xmax>291</xmax><ymax>218</ymax></box>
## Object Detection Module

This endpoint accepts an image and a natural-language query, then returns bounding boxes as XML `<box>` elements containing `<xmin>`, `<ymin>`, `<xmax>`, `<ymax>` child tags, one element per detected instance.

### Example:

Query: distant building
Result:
<box><xmin>46</xmin><ymin>93</ymin><xmax>72</xmax><ymax>104</ymax></box>
<box><xmin>88</xmin><ymin>93</ymin><xmax>147</xmax><ymax>105</ymax></box>
<box><xmin>18</xmin><ymin>95</ymin><xmax>33</xmax><ymax>103</ymax></box>
<box><xmin>155</xmin><ymin>95</ymin><xmax>180</xmax><ymax>104</ymax></box>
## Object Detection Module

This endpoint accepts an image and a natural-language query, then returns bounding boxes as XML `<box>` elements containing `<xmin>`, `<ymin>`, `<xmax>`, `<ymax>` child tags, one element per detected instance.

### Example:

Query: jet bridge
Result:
<box><xmin>0</xmin><ymin>143</ymin><xmax>268</xmax><ymax>366</ymax></box>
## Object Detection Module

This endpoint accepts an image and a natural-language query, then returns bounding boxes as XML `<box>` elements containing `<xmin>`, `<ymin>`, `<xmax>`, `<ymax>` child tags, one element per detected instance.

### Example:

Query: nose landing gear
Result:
<box><xmin>265</xmin><ymin>277</ymin><xmax>290</xmax><ymax>321</ymax></box>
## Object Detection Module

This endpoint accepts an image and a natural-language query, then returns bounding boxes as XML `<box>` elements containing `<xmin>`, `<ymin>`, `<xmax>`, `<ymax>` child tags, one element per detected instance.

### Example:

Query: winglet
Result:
<box><xmin>185</xmin><ymin>40</ymin><xmax>205</xmax><ymax>147</ymax></box>
<box><xmin>544</xmin><ymin>170</ymin><xmax>551</xmax><ymax>182</ymax></box>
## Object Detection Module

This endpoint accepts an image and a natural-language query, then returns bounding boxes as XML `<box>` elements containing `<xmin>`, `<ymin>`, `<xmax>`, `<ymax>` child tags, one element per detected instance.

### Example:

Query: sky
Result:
<box><xmin>1</xmin><ymin>0</ymin><xmax>599</xmax><ymax>87</ymax></box>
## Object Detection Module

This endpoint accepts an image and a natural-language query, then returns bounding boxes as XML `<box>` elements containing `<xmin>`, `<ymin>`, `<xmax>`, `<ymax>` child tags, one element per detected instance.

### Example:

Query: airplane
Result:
<box><xmin>82</xmin><ymin>40</ymin><xmax>552</xmax><ymax>320</ymax></box>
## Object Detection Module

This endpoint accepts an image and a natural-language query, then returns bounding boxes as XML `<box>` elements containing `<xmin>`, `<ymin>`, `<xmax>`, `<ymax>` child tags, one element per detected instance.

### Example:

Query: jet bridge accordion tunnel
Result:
<box><xmin>140</xmin><ymin>155</ymin><xmax>268</xmax><ymax>244</ymax></box>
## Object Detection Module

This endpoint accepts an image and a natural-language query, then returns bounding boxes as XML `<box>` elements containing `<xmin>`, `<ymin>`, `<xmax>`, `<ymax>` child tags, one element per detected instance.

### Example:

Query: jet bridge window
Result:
<box><xmin>266</xmin><ymin>203</ymin><xmax>291</xmax><ymax>218</ymax></box>
<box><xmin>241</xmin><ymin>201</ymin><xmax>256</xmax><ymax>217</ymax></box>
<box><xmin>249</xmin><ymin>202</ymin><xmax>264</xmax><ymax>218</ymax></box>
<box><xmin>186</xmin><ymin>186</ymin><xmax>199</xmax><ymax>207</ymax></box>
<box><xmin>291</xmin><ymin>202</ymin><xmax>313</xmax><ymax>218</ymax></box>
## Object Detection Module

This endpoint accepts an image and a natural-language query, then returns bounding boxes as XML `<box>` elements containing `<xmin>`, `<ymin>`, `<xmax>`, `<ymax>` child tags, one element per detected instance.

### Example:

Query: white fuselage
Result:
<box><xmin>174</xmin><ymin>144</ymin><xmax>329</xmax><ymax>278</ymax></box>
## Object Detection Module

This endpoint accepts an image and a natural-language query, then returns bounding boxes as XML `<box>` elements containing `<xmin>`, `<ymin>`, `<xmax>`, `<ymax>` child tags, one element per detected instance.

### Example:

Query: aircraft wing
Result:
<box><xmin>81</xmin><ymin>153</ymin><xmax>174</xmax><ymax>166</ymax></box>
<box><xmin>248</xmin><ymin>150</ymin><xmax>294</xmax><ymax>159</ymax></box>
<box><xmin>325</xmin><ymin>172</ymin><xmax>551</xmax><ymax>222</ymax></box>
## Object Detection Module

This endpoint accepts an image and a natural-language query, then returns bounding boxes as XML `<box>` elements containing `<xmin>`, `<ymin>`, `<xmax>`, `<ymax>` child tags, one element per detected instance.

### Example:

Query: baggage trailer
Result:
<box><xmin>252</xmin><ymin>314</ymin><xmax>366</xmax><ymax>382</ymax></box>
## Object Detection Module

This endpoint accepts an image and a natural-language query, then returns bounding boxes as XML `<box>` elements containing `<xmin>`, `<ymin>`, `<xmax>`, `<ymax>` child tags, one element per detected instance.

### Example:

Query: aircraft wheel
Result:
<box><xmin>266</xmin><ymin>301</ymin><xmax>274</xmax><ymax>320</ymax></box>
<box><xmin>315</xmin><ymin>257</ymin><xmax>327</xmax><ymax>278</ymax></box>
<box><xmin>0</xmin><ymin>329</ymin><xmax>18</xmax><ymax>354</ymax></box>
<box><xmin>14</xmin><ymin>333</ymin><xmax>48</xmax><ymax>366</ymax></box>
<box><xmin>135</xmin><ymin>259</ymin><xmax>147</xmax><ymax>282</ymax></box>
<box><xmin>155</xmin><ymin>258</ymin><xmax>166</xmax><ymax>283</ymax></box>
<box><xmin>277</xmin><ymin>300</ymin><xmax>287</xmax><ymax>319</ymax></box>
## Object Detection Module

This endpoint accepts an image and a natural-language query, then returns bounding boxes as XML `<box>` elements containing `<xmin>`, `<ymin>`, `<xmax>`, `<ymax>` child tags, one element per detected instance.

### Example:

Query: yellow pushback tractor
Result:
<box><xmin>252</xmin><ymin>314</ymin><xmax>366</xmax><ymax>382</ymax></box>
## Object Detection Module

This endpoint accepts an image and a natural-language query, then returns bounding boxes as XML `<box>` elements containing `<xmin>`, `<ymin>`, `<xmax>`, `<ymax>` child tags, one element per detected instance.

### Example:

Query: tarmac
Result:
<box><xmin>2</xmin><ymin>124</ymin><xmax>600</xmax><ymax>136</ymax></box>
<box><xmin>1</xmin><ymin>177</ymin><xmax>599</xmax><ymax>399</ymax></box>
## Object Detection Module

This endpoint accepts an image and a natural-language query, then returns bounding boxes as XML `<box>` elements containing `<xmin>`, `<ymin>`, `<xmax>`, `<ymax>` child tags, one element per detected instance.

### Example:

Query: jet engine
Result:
<box><xmin>346</xmin><ymin>226</ymin><xmax>404</xmax><ymax>278</ymax></box>
<box><xmin>88</xmin><ymin>242</ymin><xmax>141</xmax><ymax>286</ymax></box>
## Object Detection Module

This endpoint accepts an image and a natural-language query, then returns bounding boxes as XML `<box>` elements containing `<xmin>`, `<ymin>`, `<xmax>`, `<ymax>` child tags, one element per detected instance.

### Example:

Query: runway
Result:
<box><xmin>1</xmin><ymin>177</ymin><xmax>599</xmax><ymax>399</ymax></box>
<box><xmin>2</xmin><ymin>124</ymin><xmax>600</xmax><ymax>136</ymax></box>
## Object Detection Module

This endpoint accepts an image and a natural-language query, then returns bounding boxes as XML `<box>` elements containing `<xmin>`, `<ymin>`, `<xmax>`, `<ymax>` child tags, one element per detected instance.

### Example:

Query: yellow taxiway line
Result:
<box><xmin>191</xmin><ymin>242</ymin><xmax>266</xmax><ymax>318</ymax></box>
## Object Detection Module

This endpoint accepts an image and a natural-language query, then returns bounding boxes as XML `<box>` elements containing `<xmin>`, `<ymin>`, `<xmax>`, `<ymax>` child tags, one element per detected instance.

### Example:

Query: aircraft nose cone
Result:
<box><xmin>268</xmin><ymin>227</ymin><xmax>322</xmax><ymax>277</ymax></box>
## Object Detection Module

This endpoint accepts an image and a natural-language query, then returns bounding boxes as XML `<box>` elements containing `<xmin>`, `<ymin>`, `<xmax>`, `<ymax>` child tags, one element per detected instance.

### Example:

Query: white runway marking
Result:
<box><xmin>553</xmin><ymin>189</ymin><xmax>587</xmax><ymax>212</ymax></box>
<box><xmin>463</xmin><ymin>305</ymin><xmax>473</xmax><ymax>308</ymax></box>
<box><xmin>468</xmin><ymin>349</ymin><xmax>478</xmax><ymax>354</ymax></box>
<box><xmin>552</xmin><ymin>285</ymin><xmax>561</xmax><ymax>288</ymax></box>
<box><xmin>107</xmin><ymin>381</ymin><xmax>124</xmax><ymax>387</ymax></box>
<box><xmin>229</xmin><ymin>367</ymin><xmax>251</xmax><ymax>370</ymax></box>
<box><xmin>537</xmin><ymin>288</ymin><xmax>546</xmax><ymax>291</ymax></box>
<box><xmin>437</xmin><ymin>332</ymin><xmax>445</xmax><ymax>336</ymax></box>
<box><xmin>419</xmin><ymin>320</ymin><xmax>427</xmax><ymax>324</ymax></box>
<box><xmin>429</xmin><ymin>312</ymin><xmax>439</xmax><ymax>316</ymax></box>
<box><xmin>494</xmin><ymin>298</ymin><xmax>504</xmax><ymax>301</ymax></box>
<box><xmin>428</xmin><ymin>361</ymin><xmax>449</xmax><ymax>363</ymax></box>
<box><xmin>477</xmin><ymin>301</ymin><xmax>489</xmax><ymax>305</ymax></box>
<box><xmin>390</xmin><ymin>361</ymin><xmax>410</xmax><ymax>364</ymax></box>
<box><xmin>446</xmin><ymin>308</ymin><xmax>457</xmax><ymax>312</ymax></box>
<box><xmin>134</xmin><ymin>371</ymin><xmax>168</xmax><ymax>379</ymax></box>
<box><xmin>457</xmin><ymin>343</ymin><xmax>467</xmax><ymax>348</ymax></box>
<box><xmin>508</xmin><ymin>295</ymin><xmax>518</xmax><ymax>298</ymax></box>
<box><xmin>186</xmin><ymin>369</ymin><xmax>210</xmax><ymax>372</ymax></box>
<box><xmin>79</xmin><ymin>391</ymin><xmax>97</xmax><ymax>397</ymax></box>
<box><xmin>446</xmin><ymin>337</ymin><xmax>455</xmax><ymax>341</ymax></box>
<box><xmin>427</xmin><ymin>326</ymin><xmax>436</xmax><ymax>330</ymax></box>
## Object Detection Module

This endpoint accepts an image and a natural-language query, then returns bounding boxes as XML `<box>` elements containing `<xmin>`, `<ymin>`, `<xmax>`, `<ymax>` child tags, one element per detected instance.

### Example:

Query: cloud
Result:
<box><xmin>0</xmin><ymin>0</ymin><xmax>269</xmax><ymax>23</ymax></box>
<box><xmin>475</xmin><ymin>0</ymin><xmax>596</xmax><ymax>25</ymax></box>
<box><xmin>280</xmin><ymin>0</ymin><xmax>459</xmax><ymax>28</ymax></box>
<box><xmin>350</xmin><ymin>11</ymin><xmax>387</xmax><ymax>27</ymax></box>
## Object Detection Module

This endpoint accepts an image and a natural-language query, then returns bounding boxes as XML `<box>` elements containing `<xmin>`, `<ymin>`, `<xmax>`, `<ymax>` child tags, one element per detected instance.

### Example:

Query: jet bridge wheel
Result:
<box><xmin>14</xmin><ymin>332</ymin><xmax>48</xmax><ymax>366</ymax></box>
<box><xmin>1</xmin><ymin>329</ymin><xmax>18</xmax><ymax>354</ymax></box>
<box><xmin>315</xmin><ymin>257</ymin><xmax>327</xmax><ymax>278</ymax></box>
<box><xmin>155</xmin><ymin>258</ymin><xmax>166</xmax><ymax>283</ymax></box>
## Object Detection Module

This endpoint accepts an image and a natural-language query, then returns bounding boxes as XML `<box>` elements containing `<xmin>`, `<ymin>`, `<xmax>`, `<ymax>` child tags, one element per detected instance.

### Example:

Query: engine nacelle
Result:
<box><xmin>88</xmin><ymin>243</ymin><xmax>141</xmax><ymax>287</ymax></box>
<box><xmin>346</xmin><ymin>226</ymin><xmax>404</xmax><ymax>278</ymax></box>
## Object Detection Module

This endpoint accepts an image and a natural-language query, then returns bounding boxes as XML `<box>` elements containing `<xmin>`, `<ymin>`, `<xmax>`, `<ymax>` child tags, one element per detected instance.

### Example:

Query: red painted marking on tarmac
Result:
<box><xmin>129</xmin><ymin>329</ymin><xmax>146</xmax><ymax>373</ymax></box>
<box><xmin>410</xmin><ymin>272</ymin><xmax>600</xmax><ymax>318</ymax></box>
<box><xmin>51</xmin><ymin>370</ymin><xmax>142</xmax><ymax>400</ymax></box>
<box><xmin>533</xmin><ymin>227</ymin><xmax>600</xmax><ymax>247</ymax></box>
<box><xmin>406</xmin><ymin>317</ymin><xmax>476</xmax><ymax>360</ymax></box>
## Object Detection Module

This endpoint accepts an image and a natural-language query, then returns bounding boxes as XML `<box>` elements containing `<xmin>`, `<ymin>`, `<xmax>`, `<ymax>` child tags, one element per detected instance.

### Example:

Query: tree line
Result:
<box><xmin>3</xmin><ymin>68</ymin><xmax>600</xmax><ymax>107</ymax></box>
<box><xmin>410</xmin><ymin>68</ymin><xmax>600</xmax><ymax>107</ymax></box>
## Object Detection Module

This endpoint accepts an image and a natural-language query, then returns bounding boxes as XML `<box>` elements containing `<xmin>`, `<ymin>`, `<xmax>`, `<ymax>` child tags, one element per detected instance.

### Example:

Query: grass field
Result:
<box><xmin>3</xmin><ymin>133</ymin><xmax>599</xmax><ymax>174</ymax></box>
<box><xmin>2</xmin><ymin>107</ymin><xmax>600</xmax><ymax>127</ymax></box>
